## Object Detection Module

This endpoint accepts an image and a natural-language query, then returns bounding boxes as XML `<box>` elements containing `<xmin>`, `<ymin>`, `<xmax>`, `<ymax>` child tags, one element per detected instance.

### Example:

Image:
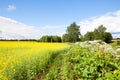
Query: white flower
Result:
<box><xmin>116</xmin><ymin>48</ymin><xmax>120</xmax><ymax>54</ymax></box>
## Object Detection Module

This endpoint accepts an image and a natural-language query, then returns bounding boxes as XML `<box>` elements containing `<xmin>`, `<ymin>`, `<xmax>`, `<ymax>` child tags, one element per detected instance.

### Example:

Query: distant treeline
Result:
<box><xmin>0</xmin><ymin>36</ymin><xmax>62</xmax><ymax>42</ymax></box>
<box><xmin>39</xmin><ymin>35</ymin><xmax>62</xmax><ymax>42</ymax></box>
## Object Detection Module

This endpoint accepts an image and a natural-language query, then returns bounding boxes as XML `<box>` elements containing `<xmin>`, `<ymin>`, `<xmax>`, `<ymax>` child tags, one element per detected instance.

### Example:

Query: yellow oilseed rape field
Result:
<box><xmin>0</xmin><ymin>41</ymin><xmax>69</xmax><ymax>80</ymax></box>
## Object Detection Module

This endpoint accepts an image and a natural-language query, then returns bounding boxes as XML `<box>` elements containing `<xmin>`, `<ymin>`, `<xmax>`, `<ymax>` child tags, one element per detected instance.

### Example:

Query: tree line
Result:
<box><xmin>81</xmin><ymin>25</ymin><xmax>112</xmax><ymax>43</ymax></box>
<box><xmin>39</xmin><ymin>35</ymin><xmax>61</xmax><ymax>42</ymax></box>
<box><xmin>39</xmin><ymin>22</ymin><xmax>112</xmax><ymax>43</ymax></box>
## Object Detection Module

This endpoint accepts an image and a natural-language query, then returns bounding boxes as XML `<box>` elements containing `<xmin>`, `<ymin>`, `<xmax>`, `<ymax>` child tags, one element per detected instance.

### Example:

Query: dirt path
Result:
<box><xmin>35</xmin><ymin>51</ymin><xmax>64</xmax><ymax>80</ymax></box>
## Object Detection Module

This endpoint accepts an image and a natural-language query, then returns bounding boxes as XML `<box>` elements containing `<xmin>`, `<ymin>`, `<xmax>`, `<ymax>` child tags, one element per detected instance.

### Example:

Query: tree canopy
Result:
<box><xmin>39</xmin><ymin>35</ymin><xmax>61</xmax><ymax>42</ymax></box>
<box><xmin>62</xmin><ymin>22</ymin><xmax>80</xmax><ymax>42</ymax></box>
<box><xmin>103</xmin><ymin>32</ymin><xmax>113</xmax><ymax>43</ymax></box>
<box><xmin>94</xmin><ymin>25</ymin><xmax>106</xmax><ymax>40</ymax></box>
<box><xmin>83</xmin><ymin>25</ymin><xmax>113</xmax><ymax>43</ymax></box>
<box><xmin>84</xmin><ymin>32</ymin><xmax>94</xmax><ymax>41</ymax></box>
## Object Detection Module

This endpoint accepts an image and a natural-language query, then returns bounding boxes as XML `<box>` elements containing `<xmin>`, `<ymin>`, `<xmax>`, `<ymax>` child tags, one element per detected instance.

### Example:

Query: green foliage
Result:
<box><xmin>39</xmin><ymin>35</ymin><xmax>61</xmax><ymax>42</ymax></box>
<box><xmin>42</xmin><ymin>52</ymin><xmax>63</xmax><ymax>80</ymax></box>
<box><xmin>62</xmin><ymin>34</ymin><xmax>71</xmax><ymax>42</ymax></box>
<box><xmin>79</xmin><ymin>35</ymin><xmax>85</xmax><ymax>41</ymax></box>
<box><xmin>51</xmin><ymin>35</ymin><xmax>62</xmax><ymax>42</ymax></box>
<box><xmin>61</xmin><ymin>45</ymin><xmax>120</xmax><ymax>80</ymax></box>
<box><xmin>83</xmin><ymin>25</ymin><xmax>113</xmax><ymax>43</ymax></box>
<box><xmin>62</xmin><ymin>22</ymin><xmax>80</xmax><ymax>42</ymax></box>
<box><xmin>38</xmin><ymin>44</ymin><xmax>120</xmax><ymax>80</ymax></box>
<box><xmin>104</xmin><ymin>32</ymin><xmax>113</xmax><ymax>43</ymax></box>
<box><xmin>84</xmin><ymin>31</ymin><xmax>94</xmax><ymax>41</ymax></box>
<box><xmin>94</xmin><ymin>25</ymin><xmax>106</xmax><ymax>40</ymax></box>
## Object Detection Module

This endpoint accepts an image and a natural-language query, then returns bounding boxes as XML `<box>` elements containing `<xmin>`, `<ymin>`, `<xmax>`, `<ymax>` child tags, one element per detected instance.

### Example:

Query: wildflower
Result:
<box><xmin>113</xmin><ymin>70</ymin><xmax>119</xmax><ymax>74</ymax></box>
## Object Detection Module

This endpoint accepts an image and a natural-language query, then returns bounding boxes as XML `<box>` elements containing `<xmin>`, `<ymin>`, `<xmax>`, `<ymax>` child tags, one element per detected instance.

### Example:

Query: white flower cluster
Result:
<box><xmin>116</xmin><ymin>48</ymin><xmax>120</xmax><ymax>54</ymax></box>
<box><xmin>76</xmin><ymin>40</ymin><xmax>120</xmax><ymax>58</ymax></box>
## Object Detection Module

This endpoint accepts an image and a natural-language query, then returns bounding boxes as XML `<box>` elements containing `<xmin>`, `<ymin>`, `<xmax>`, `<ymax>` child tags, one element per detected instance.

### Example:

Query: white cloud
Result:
<box><xmin>0</xmin><ymin>16</ymin><xmax>41</xmax><ymax>39</ymax></box>
<box><xmin>79</xmin><ymin>10</ymin><xmax>120</xmax><ymax>38</ymax></box>
<box><xmin>7</xmin><ymin>5</ymin><xmax>16</xmax><ymax>11</ymax></box>
<box><xmin>42</xmin><ymin>25</ymin><xmax>65</xmax><ymax>29</ymax></box>
<box><xmin>0</xmin><ymin>16</ymin><xmax>66</xmax><ymax>39</ymax></box>
<box><xmin>41</xmin><ymin>25</ymin><xmax>66</xmax><ymax>37</ymax></box>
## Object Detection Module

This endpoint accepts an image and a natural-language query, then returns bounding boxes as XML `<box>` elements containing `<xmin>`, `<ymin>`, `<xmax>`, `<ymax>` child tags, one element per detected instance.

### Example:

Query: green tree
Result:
<box><xmin>79</xmin><ymin>35</ymin><xmax>85</xmax><ymax>41</ymax></box>
<box><xmin>103</xmin><ymin>32</ymin><xmax>113</xmax><ymax>43</ymax></box>
<box><xmin>83</xmin><ymin>25</ymin><xmax>113</xmax><ymax>43</ymax></box>
<box><xmin>51</xmin><ymin>36</ymin><xmax>62</xmax><ymax>42</ymax></box>
<box><xmin>62</xmin><ymin>34</ymin><xmax>71</xmax><ymax>42</ymax></box>
<box><xmin>39</xmin><ymin>36</ymin><xmax>47</xmax><ymax>42</ymax></box>
<box><xmin>84</xmin><ymin>32</ymin><xmax>94</xmax><ymax>41</ymax></box>
<box><xmin>94</xmin><ymin>25</ymin><xmax>106</xmax><ymax>40</ymax></box>
<box><xmin>62</xmin><ymin>22</ymin><xmax>80</xmax><ymax>42</ymax></box>
<box><xmin>39</xmin><ymin>35</ymin><xmax>61</xmax><ymax>42</ymax></box>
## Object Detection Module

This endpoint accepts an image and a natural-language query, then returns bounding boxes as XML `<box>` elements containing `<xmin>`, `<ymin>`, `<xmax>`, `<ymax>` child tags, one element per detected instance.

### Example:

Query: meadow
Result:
<box><xmin>41</xmin><ymin>40</ymin><xmax>120</xmax><ymax>80</ymax></box>
<box><xmin>0</xmin><ymin>41</ymin><xmax>120</xmax><ymax>80</ymax></box>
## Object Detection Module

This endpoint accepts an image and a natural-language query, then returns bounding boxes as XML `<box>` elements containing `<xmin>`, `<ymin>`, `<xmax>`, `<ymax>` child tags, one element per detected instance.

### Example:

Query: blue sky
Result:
<box><xmin>0</xmin><ymin>0</ymin><xmax>120</xmax><ymax>39</ymax></box>
<box><xmin>0</xmin><ymin>0</ymin><xmax>120</xmax><ymax>26</ymax></box>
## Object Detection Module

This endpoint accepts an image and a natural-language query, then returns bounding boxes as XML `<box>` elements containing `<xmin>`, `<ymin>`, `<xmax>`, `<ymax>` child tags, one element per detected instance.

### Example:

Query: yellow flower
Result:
<box><xmin>0</xmin><ymin>41</ymin><xmax>69</xmax><ymax>79</ymax></box>
<box><xmin>113</xmin><ymin>70</ymin><xmax>119</xmax><ymax>74</ymax></box>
